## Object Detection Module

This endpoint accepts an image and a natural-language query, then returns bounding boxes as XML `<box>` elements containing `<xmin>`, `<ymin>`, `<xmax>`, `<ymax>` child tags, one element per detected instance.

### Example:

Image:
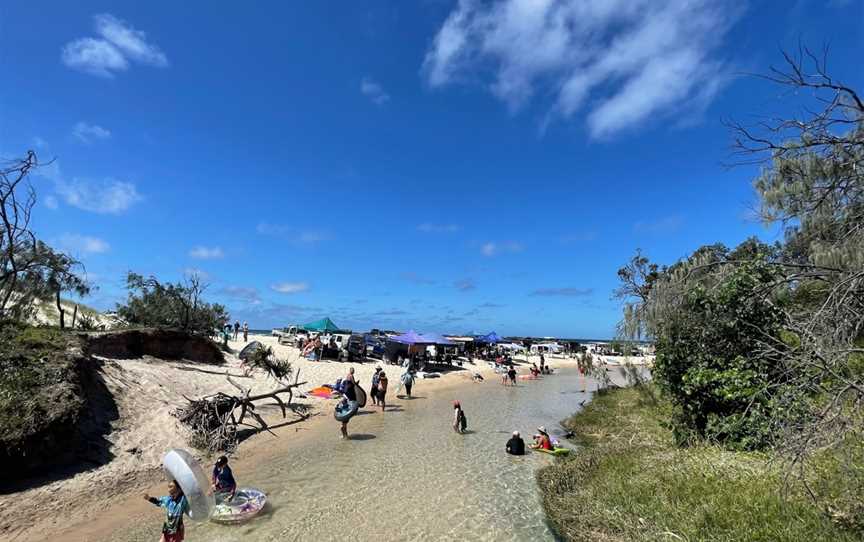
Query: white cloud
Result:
<box><xmin>423</xmin><ymin>0</ymin><xmax>740</xmax><ymax>138</ymax></box>
<box><xmin>56</xmin><ymin>177</ymin><xmax>142</xmax><ymax>214</ymax></box>
<box><xmin>189</xmin><ymin>246</ymin><xmax>225</xmax><ymax>260</ymax></box>
<box><xmin>271</xmin><ymin>282</ymin><xmax>310</xmax><ymax>294</ymax></box>
<box><xmin>360</xmin><ymin>76</ymin><xmax>391</xmax><ymax>105</ymax></box>
<box><xmin>32</xmin><ymin>136</ymin><xmax>47</xmax><ymax>148</ymax></box>
<box><xmin>256</xmin><ymin>222</ymin><xmax>331</xmax><ymax>244</ymax></box>
<box><xmin>57</xmin><ymin>233</ymin><xmax>110</xmax><ymax>255</ymax></box>
<box><xmin>73</xmin><ymin>122</ymin><xmax>112</xmax><ymax>143</ymax></box>
<box><xmin>530</xmin><ymin>287</ymin><xmax>593</xmax><ymax>297</ymax></box>
<box><xmin>220</xmin><ymin>286</ymin><xmax>261</xmax><ymax>304</ymax></box>
<box><xmin>418</xmin><ymin>223</ymin><xmax>461</xmax><ymax>233</ymax></box>
<box><xmin>481</xmin><ymin>241</ymin><xmax>523</xmax><ymax>256</ymax></box>
<box><xmin>62</xmin><ymin>13</ymin><xmax>167</xmax><ymax>77</ymax></box>
<box><xmin>44</xmin><ymin>195</ymin><xmax>59</xmax><ymax>210</ymax></box>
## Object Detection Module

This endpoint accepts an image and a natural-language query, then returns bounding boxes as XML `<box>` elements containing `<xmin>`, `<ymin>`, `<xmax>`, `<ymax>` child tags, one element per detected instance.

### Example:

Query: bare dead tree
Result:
<box><xmin>0</xmin><ymin>151</ymin><xmax>39</xmax><ymax>319</ymax></box>
<box><xmin>173</xmin><ymin>368</ymin><xmax>311</xmax><ymax>453</ymax></box>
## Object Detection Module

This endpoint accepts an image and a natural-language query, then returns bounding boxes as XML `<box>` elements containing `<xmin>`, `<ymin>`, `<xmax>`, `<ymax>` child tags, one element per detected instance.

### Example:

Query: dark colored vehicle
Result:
<box><xmin>363</xmin><ymin>334</ymin><xmax>386</xmax><ymax>359</ymax></box>
<box><xmin>341</xmin><ymin>334</ymin><xmax>367</xmax><ymax>362</ymax></box>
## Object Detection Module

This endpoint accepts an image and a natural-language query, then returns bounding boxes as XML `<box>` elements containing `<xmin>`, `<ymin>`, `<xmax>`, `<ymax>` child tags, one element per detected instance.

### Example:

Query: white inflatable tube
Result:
<box><xmin>162</xmin><ymin>448</ymin><xmax>214</xmax><ymax>521</ymax></box>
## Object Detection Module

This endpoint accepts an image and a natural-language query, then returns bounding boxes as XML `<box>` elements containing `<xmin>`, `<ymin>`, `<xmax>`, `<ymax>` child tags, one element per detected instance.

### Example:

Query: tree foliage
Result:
<box><xmin>615</xmin><ymin>48</ymin><xmax>863</xmax><ymax>519</ymax></box>
<box><xmin>116</xmin><ymin>272</ymin><xmax>229</xmax><ymax>335</ymax></box>
<box><xmin>1</xmin><ymin>151</ymin><xmax>90</xmax><ymax>325</ymax></box>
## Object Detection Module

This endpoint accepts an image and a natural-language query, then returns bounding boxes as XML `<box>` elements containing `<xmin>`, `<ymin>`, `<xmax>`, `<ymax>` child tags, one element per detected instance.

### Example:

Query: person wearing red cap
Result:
<box><xmin>453</xmin><ymin>401</ymin><xmax>467</xmax><ymax>433</ymax></box>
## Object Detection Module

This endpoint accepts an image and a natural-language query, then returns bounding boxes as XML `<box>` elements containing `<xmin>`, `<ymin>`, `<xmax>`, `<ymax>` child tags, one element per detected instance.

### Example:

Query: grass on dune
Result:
<box><xmin>536</xmin><ymin>385</ymin><xmax>862</xmax><ymax>542</ymax></box>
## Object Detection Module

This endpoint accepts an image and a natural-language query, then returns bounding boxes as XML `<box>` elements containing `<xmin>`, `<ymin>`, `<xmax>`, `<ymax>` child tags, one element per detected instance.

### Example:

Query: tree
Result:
<box><xmin>1</xmin><ymin>151</ymin><xmax>91</xmax><ymax>324</ymax></box>
<box><xmin>726</xmin><ymin>47</ymin><xmax>864</xmax><ymax>464</ymax></box>
<box><xmin>117</xmin><ymin>272</ymin><xmax>229</xmax><ymax>335</ymax></box>
<box><xmin>0</xmin><ymin>152</ymin><xmax>39</xmax><ymax>320</ymax></box>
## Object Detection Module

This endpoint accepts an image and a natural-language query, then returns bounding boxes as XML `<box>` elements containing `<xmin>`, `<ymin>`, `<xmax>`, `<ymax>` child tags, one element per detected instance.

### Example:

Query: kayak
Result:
<box><xmin>533</xmin><ymin>447</ymin><xmax>570</xmax><ymax>456</ymax></box>
<box><xmin>211</xmin><ymin>488</ymin><xmax>267</xmax><ymax>524</ymax></box>
<box><xmin>354</xmin><ymin>384</ymin><xmax>367</xmax><ymax>408</ymax></box>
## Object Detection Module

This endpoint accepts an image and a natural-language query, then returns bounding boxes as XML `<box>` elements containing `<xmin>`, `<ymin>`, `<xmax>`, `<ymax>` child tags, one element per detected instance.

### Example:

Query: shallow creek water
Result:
<box><xmin>117</xmin><ymin>367</ymin><xmax>606</xmax><ymax>541</ymax></box>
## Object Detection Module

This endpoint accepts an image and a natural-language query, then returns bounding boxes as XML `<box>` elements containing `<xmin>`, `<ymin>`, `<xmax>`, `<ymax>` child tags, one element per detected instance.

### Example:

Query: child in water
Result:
<box><xmin>453</xmin><ymin>400</ymin><xmax>467</xmax><ymax>434</ymax></box>
<box><xmin>144</xmin><ymin>480</ymin><xmax>189</xmax><ymax>542</ymax></box>
<box><xmin>212</xmin><ymin>455</ymin><xmax>237</xmax><ymax>503</ymax></box>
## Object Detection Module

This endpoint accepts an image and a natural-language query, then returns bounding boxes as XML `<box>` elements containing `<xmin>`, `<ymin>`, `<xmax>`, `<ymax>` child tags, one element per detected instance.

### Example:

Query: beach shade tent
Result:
<box><xmin>389</xmin><ymin>330</ymin><xmax>429</xmax><ymax>345</ymax></box>
<box><xmin>301</xmin><ymin>317</ymin><xmax>341</xmax><ymax>333</ymax></box>
<box><xmin>477</xmin><ymin>331</ymin><xmax>504</xmax><ymax>344</ymax></box>
<box><xmin>418</xmin><ymin>332</ymin><xmax>456</xmax><ymax>345</ymax></box>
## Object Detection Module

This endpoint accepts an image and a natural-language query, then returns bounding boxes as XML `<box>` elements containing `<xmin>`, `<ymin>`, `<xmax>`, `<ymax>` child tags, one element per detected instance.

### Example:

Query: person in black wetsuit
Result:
<box><xmin>506</xmin><ymin>431</ymin><xmax>525</xmax><ymax>455</ymax></box>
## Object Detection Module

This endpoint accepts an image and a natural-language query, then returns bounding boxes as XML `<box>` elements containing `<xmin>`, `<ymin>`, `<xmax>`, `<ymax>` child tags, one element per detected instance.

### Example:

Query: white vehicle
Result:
<box><xmin>273</xmin><ymin>325</ymin><xmax>309</xmax><ymax>346</ymax></box>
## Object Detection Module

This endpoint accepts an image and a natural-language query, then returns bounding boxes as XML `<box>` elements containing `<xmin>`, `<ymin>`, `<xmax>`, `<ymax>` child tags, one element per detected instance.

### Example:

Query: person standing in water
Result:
<box><xmin>453</xmin><ymin>401</ymin><xmax>467</xmax><ymax>433</ymax></box>
<box><xmin>377</xmin><ymin>371</ymin><xmax>388</xmax><ymax>412</ymax></box>
<box><xmin>144</xmin><ymin>480</ymin><xmax>189</xmax><ymax>542</ymax></box>
<box><xmin>400</xmin><ymin>370</ymin><xmax>415</xmax><ymax>398</ymax></box>
<box><xmin>340</xmin><ymin>372</ymin><xmax>357</xmax><ymax>439</ymax></box>
<box><xmin>370</xmin><ymin>367</ymin><xmax>381</xmax><ymax>406</ymax></box>
<box><xmin>507</xmin><ymin>366</ymin><xmax>517</xmax><ymax>386</ymax></box>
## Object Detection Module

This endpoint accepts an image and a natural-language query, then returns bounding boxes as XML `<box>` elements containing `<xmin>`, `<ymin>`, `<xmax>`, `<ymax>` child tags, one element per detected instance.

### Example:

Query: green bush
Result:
<box><xmin>654</xmin><ymin>261</ymin><xmax>792</xmax><ymax>450</ymax></box>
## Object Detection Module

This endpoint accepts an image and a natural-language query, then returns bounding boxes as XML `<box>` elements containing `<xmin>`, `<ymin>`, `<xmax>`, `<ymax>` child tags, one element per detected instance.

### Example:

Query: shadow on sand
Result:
<box><xmin>1</xmin><ymin>358</ymin><xmax>119</xmax><ymax>495</ymax></box>
<box><xmin>347</xmin><ymin>433</ymin><xmax>376</xmax><ymax>441</ymax></box>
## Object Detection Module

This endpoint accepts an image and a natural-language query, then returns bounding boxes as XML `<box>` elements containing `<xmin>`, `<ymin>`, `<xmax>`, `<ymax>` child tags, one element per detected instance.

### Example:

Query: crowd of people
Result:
<box><xmin>144</xmin><ymin>341</ymin><xmax>563</xmax><ymax>540</ymax></box>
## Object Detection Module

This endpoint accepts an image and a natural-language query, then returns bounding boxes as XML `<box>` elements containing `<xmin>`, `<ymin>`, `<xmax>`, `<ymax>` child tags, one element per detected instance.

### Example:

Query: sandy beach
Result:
<box><xmin>3</xmin><ymin>334</ymin><xmax>584</xmax><ymax>542</ymax></box>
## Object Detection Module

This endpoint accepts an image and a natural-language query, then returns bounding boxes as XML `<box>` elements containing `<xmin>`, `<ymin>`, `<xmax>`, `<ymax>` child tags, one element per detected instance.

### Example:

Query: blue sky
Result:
<box><xmin>2</xmin><ymin>1</ymin><xmax>861</xmax><ymax>338</ymax></box>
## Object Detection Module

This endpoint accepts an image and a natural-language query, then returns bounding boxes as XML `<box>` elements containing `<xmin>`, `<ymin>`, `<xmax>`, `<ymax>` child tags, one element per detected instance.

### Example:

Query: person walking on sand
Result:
<box><xmin>370</xmin><ymin>366</ymin><xmax>382</xmax><ymax>406</ymax></box>
<box><xmin>453</xmin><ymin>400</ymin><xmax>467</xmax><ymax>433</ymax></box>
<box><xmin>400</xmin><ymin>370</ymin><xmax>415</xmax><ymax>398</ymax></box>
<box><xmin>233</xmin><ymin>321</ymin><xmax>240</xmax><ymax>340</ymax></box>
<box><xmin>377</xmin><ymin>371</ymin><xmax>388</xmax><ymax>412</ymax></box>
<box><xmin>507</xmin><ymin>366</ymin><xmax>517</xmax><ymax>386</ymax></box>
<box><xmin>242</xmin><ymin>321</ymin><xmax>249</xmax><ymax>342</ymax></box>
<box><xmin>144</xmin><ymin>480</ymin><xmax>189</xmax><ymax>542</ymax></box>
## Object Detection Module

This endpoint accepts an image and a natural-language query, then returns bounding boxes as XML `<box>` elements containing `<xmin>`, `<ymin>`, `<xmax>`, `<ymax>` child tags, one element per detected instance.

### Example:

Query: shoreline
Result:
<box><xmin>7</xmin><ymin>334</ymin><xmax>586</xmax><ymax>541</ymax></box>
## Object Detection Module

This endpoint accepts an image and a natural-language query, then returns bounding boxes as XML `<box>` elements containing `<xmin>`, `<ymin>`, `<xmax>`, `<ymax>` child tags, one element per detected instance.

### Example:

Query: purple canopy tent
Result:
<box><xmin>477</xmin><ymin>331</ymin><xmax>504</xmax><ymax>344</ymax></box>
<box><xmin>389</xmin><ymin>330</ymin><xmax>429</xmax><ymax>345</ymax></box>
<box><xmin>418</xmin><ymin>332</ymin><xmax>456</xmax><ymax>345</ymax></box>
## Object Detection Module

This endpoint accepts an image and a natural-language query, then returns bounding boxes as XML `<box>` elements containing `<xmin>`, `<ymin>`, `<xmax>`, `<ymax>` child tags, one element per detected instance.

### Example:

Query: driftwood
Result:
<box><xmin>173</xmin><ymin>368</ymin><xmax>311</xmax><ymax>453</ymax></box>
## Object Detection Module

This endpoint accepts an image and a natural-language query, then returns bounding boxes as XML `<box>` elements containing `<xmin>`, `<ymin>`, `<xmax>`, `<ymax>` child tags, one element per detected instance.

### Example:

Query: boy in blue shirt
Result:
<box><xmin>144</xmin><ymin>480</ymin><xmax>189</xmax><ymax>542</ymax></box>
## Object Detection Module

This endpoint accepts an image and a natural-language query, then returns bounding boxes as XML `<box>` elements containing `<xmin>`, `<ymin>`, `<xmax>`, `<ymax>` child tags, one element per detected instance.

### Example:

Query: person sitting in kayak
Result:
<box><xmin>212</xmin><ymin>455</ymin><xmax>237</xmax><ymax>503</ymax></box>
<box><xmin>531</xmin><ymin>426</ymin><xmax>553</xmax><ymax>450</ymax></box>
<box><xmin>506</xmin><ymin>431</ymin><xmax>525</xmax><ymax>455</ymax></box>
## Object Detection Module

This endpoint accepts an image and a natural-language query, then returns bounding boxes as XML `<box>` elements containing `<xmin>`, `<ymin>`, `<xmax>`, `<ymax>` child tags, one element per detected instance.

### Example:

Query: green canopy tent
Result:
<box><xmin>301</xmin><ymin>317</ymin><xmax>342</xmax><ymax>333</ymax></box>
